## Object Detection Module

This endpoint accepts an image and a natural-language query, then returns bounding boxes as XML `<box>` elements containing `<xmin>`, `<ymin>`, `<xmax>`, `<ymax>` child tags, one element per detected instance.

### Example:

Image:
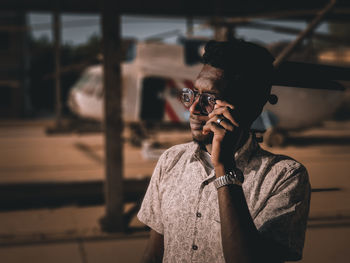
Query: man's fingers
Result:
<box><xmin>203</xmin><ymin>115</ymin><xmax>235</xmax><ymax>134</ymax></box>
<box><xmin>209</xmin><ymin>107</ymin><xmax>239</xmax><ymax>127</ymax></box>
<box><xmin>215</xmin><ymin>100</ymin><xmax>234</xmax><ymax>109</ymax></box>
<box><xmin>202</xmin><ymin>115</ymin><xmax>224</xmax><ymax>134</ymax></box>
<box><xmin>212</xmin><ymin>100</ymin><xmax>234</xmax><ymax>112</ymax></box>
<box><xmin>202</xmin><ymin>121</ymin><xmax>226</xmax><ymax>136</ymax></box>
<box><xmin>222</xmin><ymin>110</ymin><xmax>239</xmax><ymax>127</ymax></box>
<box><xmin>216</xmin><ymin>118</ymin><xmax>234</xmax><ymax>132</ymax></box>
<box><xmin>202</xmin><ymin>117</ymin><xmax>216</xmax><ymax>134</ymax></box>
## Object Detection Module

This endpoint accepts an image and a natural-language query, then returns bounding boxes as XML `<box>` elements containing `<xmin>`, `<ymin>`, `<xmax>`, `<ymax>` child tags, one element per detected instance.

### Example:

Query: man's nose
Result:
<box><xmin>189</xmin><ymin>96</ymin><xmax>201</xmax><ymax>115</ymax></box>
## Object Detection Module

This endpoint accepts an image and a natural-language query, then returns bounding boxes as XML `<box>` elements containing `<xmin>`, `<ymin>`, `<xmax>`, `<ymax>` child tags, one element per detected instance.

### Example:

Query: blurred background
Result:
<box><xmin>0</xmin><ymin>0</ymin><xmax>350</xmax><ymax>262</ymax></box>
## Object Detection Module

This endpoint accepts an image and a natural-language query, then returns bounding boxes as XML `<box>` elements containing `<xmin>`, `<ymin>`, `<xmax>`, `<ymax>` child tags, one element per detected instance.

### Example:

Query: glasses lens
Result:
<box><xmin>200</xmin><ymin>94</ymin><xmax>216</xmax><ymax>114</ymax></box>
<box><xmin>181</xmin><ymin>88</ymin><xmax>194</xmax><ymax>107</ymax></box>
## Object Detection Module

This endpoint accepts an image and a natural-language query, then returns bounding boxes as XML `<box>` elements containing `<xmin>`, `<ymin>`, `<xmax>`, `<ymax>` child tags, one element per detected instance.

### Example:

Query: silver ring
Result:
<box><xmin>217</xmin><ymin>117</ymin><xmax>223</xmax><ymax>124</ymax></box>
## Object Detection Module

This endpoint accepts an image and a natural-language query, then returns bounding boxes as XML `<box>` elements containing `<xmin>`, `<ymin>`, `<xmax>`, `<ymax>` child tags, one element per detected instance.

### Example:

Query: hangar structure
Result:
<box><xmin>1</xmin><ymin>0</ymin><xmax>350</xmax><ymax>232</ymax></box>
<box><xmin>2</xmin><ymin>0</ymin><xmax>350</xmax><ymax>16</ymax></box>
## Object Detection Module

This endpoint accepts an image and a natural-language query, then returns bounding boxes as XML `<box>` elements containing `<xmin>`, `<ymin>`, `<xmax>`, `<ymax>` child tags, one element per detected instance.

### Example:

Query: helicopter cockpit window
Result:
<box><xmin>75</xmin><ymin>72</ymin><xmax>100</xmax><ymax>95</ymax></box>
<box><xmin>140</xmin><ymin>77</ymin><xmax>166</xmax><ymax>121</ymax></box>
<box><xmin>74</xmin><ymin>73</ymin><xmax>89</xmax><ymax>90</ymax></box>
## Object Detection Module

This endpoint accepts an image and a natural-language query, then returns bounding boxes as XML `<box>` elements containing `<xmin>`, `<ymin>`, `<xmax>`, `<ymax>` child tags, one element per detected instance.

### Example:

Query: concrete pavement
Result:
<box><xmin>0</xmin><ymin>120</ymin><xmax>349</xmax><ymax>262</ymax></box>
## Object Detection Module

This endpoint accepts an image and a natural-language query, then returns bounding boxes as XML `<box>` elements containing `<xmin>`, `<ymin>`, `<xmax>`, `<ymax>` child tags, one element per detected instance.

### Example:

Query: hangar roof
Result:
<box><xmin>2</xmin><ymin>0</ymin><xmax>349</xmax><ymax>17</ymax></box>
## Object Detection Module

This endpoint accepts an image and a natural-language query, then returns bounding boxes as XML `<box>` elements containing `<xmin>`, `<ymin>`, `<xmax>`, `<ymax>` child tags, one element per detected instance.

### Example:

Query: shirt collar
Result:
<box><xmin>191</xmin><ymin>132</ymin><xmax>259</xmax><ymax>172</ymax></box>
<box><xmin>235</xmin><ymin>133</ymin><xmax>259</xmax><ymax>169</ymax></box>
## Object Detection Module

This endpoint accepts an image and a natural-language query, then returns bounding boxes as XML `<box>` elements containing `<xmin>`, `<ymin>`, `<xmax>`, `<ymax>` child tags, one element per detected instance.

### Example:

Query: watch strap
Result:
<box><xmin>214</xmin><ymin>170</ymin><xmax>244</xmax><ymax>189</ymax></box>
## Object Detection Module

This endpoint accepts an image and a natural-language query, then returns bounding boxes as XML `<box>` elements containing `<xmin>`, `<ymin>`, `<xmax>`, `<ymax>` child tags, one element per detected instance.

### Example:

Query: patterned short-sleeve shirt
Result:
<box><xmin>137</xmin><ymin>134</ymin><xmax>311</xmax><ymax>263</ymax></box>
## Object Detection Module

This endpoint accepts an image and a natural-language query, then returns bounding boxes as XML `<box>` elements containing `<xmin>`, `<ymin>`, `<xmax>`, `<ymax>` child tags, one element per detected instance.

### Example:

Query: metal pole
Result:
<box><xmin>273</xmin><ymin>0</ymin><xmax>337</xmax><ymax>68</ymax></box>
<box><xmin>53</xmin><ymin>9</ymin><xmax>62</xmax><ymax>126</ymax></box>
<box><xmin>100</xmin><ymin>1</ymin><xmax>124</xmax><ymax>232</ymax></box>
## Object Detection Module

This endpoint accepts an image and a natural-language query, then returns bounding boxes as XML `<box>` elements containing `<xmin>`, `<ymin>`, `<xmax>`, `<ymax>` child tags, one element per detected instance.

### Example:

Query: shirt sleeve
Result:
<box><xmin>254</xmin><ymin>164</ymin><xmax>311</xmax><ymax>261</ymax></box>
<box><xmin>137</xmin><ymin>151</ymin><xmax>167</xmax><ymax>235</ymax></box>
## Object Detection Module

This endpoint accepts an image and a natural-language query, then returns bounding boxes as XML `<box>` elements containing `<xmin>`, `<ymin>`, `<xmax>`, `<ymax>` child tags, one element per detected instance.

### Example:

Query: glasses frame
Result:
<box><xmin>181</xmin><ymin>87</ymin><xmax>219</xmax><ymax>115</ymax></box>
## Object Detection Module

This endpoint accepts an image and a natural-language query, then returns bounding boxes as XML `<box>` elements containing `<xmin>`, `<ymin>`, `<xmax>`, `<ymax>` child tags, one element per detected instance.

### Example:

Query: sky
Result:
<box><xmin>27</xmin><ymin>13</ymin><xmax>329</xmax><ymax>46</ymax></box>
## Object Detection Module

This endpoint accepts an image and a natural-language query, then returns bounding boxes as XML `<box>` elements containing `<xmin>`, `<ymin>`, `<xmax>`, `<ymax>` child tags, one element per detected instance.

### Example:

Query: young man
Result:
<box><xmin>137</xmin><ymin>40</ymin><xmax>311</xmax><ymax>263</ymax></box>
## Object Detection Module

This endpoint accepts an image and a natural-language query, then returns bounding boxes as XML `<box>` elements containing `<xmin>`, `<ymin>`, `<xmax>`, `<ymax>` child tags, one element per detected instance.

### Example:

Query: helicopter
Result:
<box><xmin>67</xmin><ymin>8</ymin><xmax>350</xmax><ymax>147</ymax></box>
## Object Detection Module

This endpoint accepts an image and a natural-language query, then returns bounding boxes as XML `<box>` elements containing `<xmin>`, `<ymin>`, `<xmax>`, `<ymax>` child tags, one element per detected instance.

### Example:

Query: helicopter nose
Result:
<box><xmin>68</xmin><ymin>90</ymin><xmax>80</xmax><ymax>114</ymax></box>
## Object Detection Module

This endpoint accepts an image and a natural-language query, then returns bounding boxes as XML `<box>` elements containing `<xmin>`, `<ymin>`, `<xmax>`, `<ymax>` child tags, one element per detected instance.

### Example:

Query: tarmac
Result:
<box><xmin>0</xmin><ymin>119</ymin><xmax>349</xmax><ymax>263</ymax></box>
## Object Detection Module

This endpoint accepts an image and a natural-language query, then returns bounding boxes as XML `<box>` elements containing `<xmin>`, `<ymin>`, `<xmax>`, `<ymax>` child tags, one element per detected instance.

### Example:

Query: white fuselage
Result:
<box><xmin>68</xmin><ymin>42</ymin><xmax>344</xmax><ymax>131</ymax></box>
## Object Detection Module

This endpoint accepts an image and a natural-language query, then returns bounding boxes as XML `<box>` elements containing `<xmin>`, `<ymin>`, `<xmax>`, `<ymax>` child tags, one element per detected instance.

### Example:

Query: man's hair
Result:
<box><xmin>202</xmin><ymin>39</ymin><xmax>275</xmax><ymax>126</ymax></box>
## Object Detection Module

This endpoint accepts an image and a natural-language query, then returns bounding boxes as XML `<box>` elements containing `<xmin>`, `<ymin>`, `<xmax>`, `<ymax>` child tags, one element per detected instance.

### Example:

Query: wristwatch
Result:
<box><xmin>214</xmin><ymin>169</ymin><xmax>244</xmax><ymax>189</ymax></box>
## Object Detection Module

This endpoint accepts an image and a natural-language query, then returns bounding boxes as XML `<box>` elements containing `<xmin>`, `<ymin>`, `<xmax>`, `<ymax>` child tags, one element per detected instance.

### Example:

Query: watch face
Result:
<box><xmin>235</xmin><ymin>169</ymin><xmax>244</xmax><ymax>184</ymax></box>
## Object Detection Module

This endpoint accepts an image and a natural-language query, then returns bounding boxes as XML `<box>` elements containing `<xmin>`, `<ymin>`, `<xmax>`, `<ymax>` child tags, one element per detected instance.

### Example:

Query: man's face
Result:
<box><xmin>190</xmin><ymin>64</ymin><xmax>226</xmax><ymax>144</ymax></box>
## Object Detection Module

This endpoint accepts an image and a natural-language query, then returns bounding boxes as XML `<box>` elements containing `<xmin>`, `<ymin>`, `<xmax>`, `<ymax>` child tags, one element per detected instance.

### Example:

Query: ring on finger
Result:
<box><xmin>216</xmin><ymin>116</ymin><xmax>224</xmax><ymax>125</ymax></box>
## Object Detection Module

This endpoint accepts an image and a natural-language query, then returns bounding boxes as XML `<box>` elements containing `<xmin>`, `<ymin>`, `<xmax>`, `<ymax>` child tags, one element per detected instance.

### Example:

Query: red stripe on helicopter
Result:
<box><xmin>165</xmin><ymin>101</ymin><xmax>180</xmax><ymax>123</ymax></box>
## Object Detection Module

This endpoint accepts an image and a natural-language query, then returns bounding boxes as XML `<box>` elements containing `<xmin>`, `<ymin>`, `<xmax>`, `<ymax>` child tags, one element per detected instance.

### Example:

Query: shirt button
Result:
<box><xmin>192</xmin><ymin>245</ymin><xmax>198</xmax><ymax>250</ymax></box>
<box><xmin>203</xmin><ymin>181</ymin><xmax>209</xmax><ymax>186</ymax></box>
<box><xmin>196</xmin><ymin>212</ymin><xmax>202</xmax><ymax>218</ymax></box>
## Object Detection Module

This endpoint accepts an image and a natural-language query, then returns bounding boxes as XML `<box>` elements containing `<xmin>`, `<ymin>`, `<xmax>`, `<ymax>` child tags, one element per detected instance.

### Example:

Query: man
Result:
<box><xmin>137</xmin><ymin>40</ymin><xmax>311</xmax><ymax>263</ymax></box>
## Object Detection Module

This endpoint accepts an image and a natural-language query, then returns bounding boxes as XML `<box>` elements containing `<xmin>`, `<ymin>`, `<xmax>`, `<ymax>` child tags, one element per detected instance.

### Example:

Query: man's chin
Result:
<box><xmin>192</xmin><ymin>130</ymin><xmax>213</xmax><ymax>145</ymax></box>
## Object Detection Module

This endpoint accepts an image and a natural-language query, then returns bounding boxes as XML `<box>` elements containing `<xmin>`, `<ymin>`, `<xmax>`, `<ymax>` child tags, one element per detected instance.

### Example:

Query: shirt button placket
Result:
<box><xmin>192</xmin><ymin>244</ymin><xmax>198</xmax><ymax>250</ymax></box>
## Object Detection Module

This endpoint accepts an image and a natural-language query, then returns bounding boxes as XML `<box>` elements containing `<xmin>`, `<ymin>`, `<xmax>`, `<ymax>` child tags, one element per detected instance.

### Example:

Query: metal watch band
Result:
<box><xmin>214</xmin><ymin>170</ymin><xmax>243</xmax><ymax>189</ymax></box>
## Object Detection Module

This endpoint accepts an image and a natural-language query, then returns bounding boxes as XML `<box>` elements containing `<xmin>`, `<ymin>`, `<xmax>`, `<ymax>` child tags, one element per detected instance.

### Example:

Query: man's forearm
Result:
<box><xmin>140</xmin><ymin>230</ymin><xmax>164</xmax><ymax>263</ymax></box>
<box><xmin>218</xmin><ymin>184</ymin><xmax>259</xmax><ymax>263</ymax></box>
<box><xmin>215</xmin><ymin>166</ymin><xmax>281</xmax><ymax>263</ymax></box>
<box><xmin>215</xmin><ymin>165</ymin><xmax>257</xmax><ymax>262</ymax></box>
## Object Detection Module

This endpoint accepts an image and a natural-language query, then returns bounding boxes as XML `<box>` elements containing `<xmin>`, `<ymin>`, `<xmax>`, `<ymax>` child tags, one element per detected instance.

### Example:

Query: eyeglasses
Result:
<box><xmin>180</xmin><ymin>87</ymin><xmax>218</xmax><ymax>115</ymax></box>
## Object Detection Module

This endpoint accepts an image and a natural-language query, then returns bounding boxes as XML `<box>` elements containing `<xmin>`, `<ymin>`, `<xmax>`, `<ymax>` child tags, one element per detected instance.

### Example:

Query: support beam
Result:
<box><xmin>273</xmin><ymin>0</ymin><xmax>337</xmax><ymax>68</ymax></box>
<box><xmin>99</xmin><ymin>1</ymin><xmax>124</xmax><ymax>232</ymax></box>
<box><xmin>53</xmin><ymin>9</ymin><xmax>62</xmax><ymax>126</ymax></box>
